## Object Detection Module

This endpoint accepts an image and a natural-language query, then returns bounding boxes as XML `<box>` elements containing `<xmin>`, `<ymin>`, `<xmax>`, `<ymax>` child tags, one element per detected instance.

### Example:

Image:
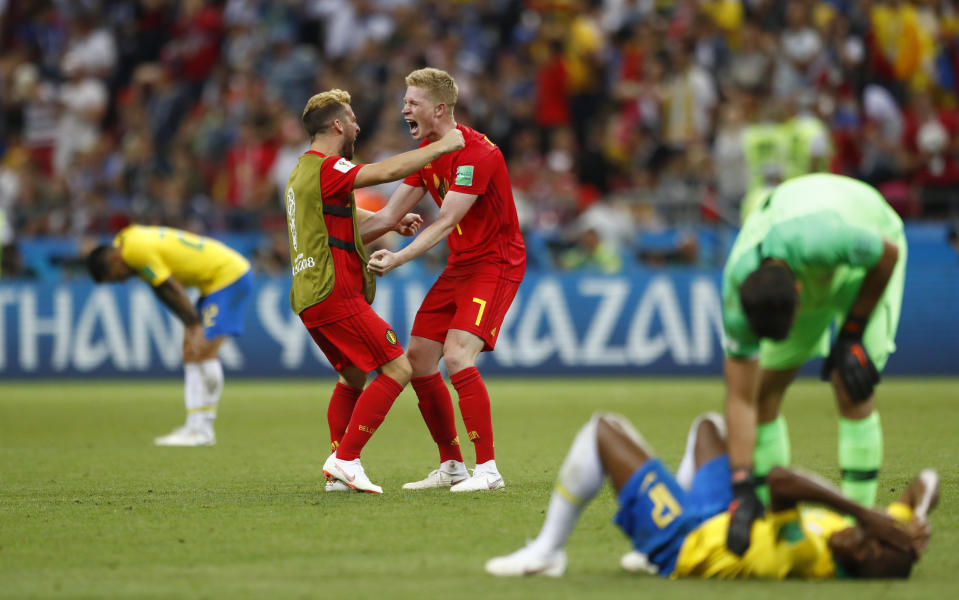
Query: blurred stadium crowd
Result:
<box><xmin>1</xmin><ymin>0</ymin><xmax>958</xmax><ymax>277</ymax></box>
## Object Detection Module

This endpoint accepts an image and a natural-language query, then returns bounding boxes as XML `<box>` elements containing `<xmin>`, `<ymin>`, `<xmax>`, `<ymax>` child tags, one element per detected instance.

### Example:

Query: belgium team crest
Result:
<box><xmin>385</xmin><ymin>329</ymin><xmax>398</xmax><ymax>345</ymax></box>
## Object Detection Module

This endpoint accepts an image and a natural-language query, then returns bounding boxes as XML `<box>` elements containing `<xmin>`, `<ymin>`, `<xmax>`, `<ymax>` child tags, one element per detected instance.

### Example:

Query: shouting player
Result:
<box><xmin>486</xmin><ymin>412</ymin><xmax>937</xmax><ymax>580</ymax></box>
<box><xmin>721</xmin><ymin>173</ymin><xmax>907</xmax><ymax>554</ymax></box>
<box><xmin>285</xmin><ymin>89</ymin><xmax>464</xmax><ymax>494</ymax></box>
<box><xmin>366</xmin><ymin>68</ymin><xmax>526</xmax><ymax>492</ymax></box>
<box><xmin>86</xmin><ymin>225</ymin><xmax>254</xmax><ymax>446</ymax></box>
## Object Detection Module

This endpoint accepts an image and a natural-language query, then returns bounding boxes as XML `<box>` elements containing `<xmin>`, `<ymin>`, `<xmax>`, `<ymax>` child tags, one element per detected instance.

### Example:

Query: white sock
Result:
<box><xmin>531</xmin><ymin>416</ymin><xmax>604</xmax><ymax>553</ymax></box>
<box><xmin>193</xmin><ymin>358</ymin><xmax>223</xmax><ymax>428</ymax></box>
<box><xmin>184</xmin><ymin>363</ymin><xmax>210</xmax><ymax>429</ymax></box>
<box><xmin>475</xmin><ymin>459</ymin><xmax>498</xmax><ymax>474</ymax></box>
<box><xmin>441</xmin><ymin>460</ymin><xmax>468</xmax><ymax>474</ymax></box>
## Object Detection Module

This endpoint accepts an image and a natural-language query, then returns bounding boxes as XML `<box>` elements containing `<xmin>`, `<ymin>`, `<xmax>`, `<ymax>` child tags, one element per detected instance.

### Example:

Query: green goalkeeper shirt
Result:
<box><xmin>722</xmin><ymin>174</ymin><xmax>903</xmax><ymax>359</ymax></box>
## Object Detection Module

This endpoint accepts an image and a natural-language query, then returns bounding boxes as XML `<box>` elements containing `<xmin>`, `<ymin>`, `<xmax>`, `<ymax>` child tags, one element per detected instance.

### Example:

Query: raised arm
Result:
<box><xmin>352</xmin><ymin>128</ymin><xmax>463</xmax><ymax>189</ymax></box>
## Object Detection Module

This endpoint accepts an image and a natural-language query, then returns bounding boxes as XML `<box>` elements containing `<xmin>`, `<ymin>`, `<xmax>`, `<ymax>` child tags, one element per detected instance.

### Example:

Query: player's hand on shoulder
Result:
<box><xmin>439</xmin><ymin>128</ymin><xmax>465</xmax><ymax>153</ymax></box>
<box><xmin>395</xmin><ymin>213</ymin><xmax>423</xmax><ymax>236</ymax></box>
<box><xmin>726</xmin><ymin>470</ymin><xmax>764</xmax><ymax>556</ymax></box>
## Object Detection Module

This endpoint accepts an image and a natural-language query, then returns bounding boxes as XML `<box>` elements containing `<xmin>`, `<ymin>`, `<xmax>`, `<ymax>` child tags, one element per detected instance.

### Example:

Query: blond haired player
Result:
<box><xmin>367</xmin><ymin>68</ymin><xmax>526</xmax><ymax>492</ymax></box>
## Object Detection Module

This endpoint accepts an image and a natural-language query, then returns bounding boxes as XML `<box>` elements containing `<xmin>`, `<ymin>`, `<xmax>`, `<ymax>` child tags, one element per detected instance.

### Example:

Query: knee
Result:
<box><xmin>339</xmin><ymin>368</ymin><xmax>368</xmax><ymax>390</ymax></box>
<box><xmin>694</xmin><ymin>412</ymin><xmax>726</xmax><ymax>443</ymax></box>
<box><xmin>442</xmin><ymin>342</ymin><xmax>474</xmax><ymax>374</ymax></box>
<box><xmin>597</xmin><ymin>413</ymin><xmax>647</xmax><ymax>446</ymax></box>
<box><xmin>407</xmin><ymin>343</ymin><xmax>435</xmax><ymax>375</ymax></box>
<box><xmin>382</xmin><ymin>355</ymin><xmax>412</xmax><ymax>386</ymax></box>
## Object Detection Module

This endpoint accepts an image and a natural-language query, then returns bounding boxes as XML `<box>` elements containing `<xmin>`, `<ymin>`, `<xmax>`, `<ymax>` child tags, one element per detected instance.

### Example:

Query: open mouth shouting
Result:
<box><xmin>406</xmin><ymin>118</ymin><xmax>420</xmax><ymax>138</ymax></box>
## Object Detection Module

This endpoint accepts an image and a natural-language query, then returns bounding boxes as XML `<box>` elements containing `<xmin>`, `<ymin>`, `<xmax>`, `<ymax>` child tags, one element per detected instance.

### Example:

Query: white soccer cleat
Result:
<box><xmin>450</xmin><ymin>465</ymin><xmax>505</xmax><ymax>493</ymax></box>
<box><xmin>325</xmin><ymin>479</ymin><xmax>352</xmax><ymax>492</ymax></box>
<box><xmin>322</xmin><ymin>454</ymin><xmax>383</xmax><ymax>494</ymax></box>
<box><xmin>620</xmin><ymin>551</ymin><xmax>658</xmax><ymax>574</ymax></box>
<box><xmin>485</xmin><ymin>543</ymin><xmax>567</xmax><ymax>577</ymax></box>
<box><xmin>402</xmin><ymin>460</ymin><xmax>469</xmax><ymax>489</ymax></box>
<box><xmin>154</xmin><ymin>425</ymin><xmax>215</xmax><ymax>447</ymax></box>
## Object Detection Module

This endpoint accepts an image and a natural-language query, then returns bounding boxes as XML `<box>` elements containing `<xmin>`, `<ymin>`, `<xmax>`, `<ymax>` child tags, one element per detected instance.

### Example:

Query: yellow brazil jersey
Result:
<box><xmin>114</xmin><ymin>225</ymin><xmax>250</xmax><ymax>296</ymax></box>
<box><xmin>673</xmin><ymin>502</ymin><xmax>915</xmax><ymax>580</ymax></box>
<box><xmin>672</xmin><ymin>507</ymin><xmax>852</xmax><ymax>579</ymax></box>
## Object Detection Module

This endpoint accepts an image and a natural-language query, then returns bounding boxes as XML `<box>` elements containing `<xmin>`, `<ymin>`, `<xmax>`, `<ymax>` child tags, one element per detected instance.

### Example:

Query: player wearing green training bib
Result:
<box><xmin>719</xmin><ymin>174</ymin><xmax>906</xmax><ymax>557</ymax></box>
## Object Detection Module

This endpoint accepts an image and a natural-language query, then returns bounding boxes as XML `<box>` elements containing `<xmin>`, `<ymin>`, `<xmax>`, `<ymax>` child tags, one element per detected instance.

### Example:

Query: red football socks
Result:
<box><xmin>336</xmin><ymin>375</ymin><xmax>403</xmax><ymax>461</ymax></box>
<box><xmin>327</xmin><ymin>382</ymin><xmax>361</xmax><ymax>453</ymax></box>
<box><xmin>451</xmin><ymin>367</ymin><xmax>494</xmax><ymax>464</ymax></box>
<box><xmin>411</xmin><ymin>372</ymin><xmax>463</xmax><ymax>463</ymax></box>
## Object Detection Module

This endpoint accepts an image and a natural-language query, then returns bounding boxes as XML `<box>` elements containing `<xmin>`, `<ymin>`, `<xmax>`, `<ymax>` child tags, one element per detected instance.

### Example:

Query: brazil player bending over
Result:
<box><xmin>486</xmin><ymin>412</ymin><xmax>938</xmax><ymax>579</ymax></box>
<box><xmin>721</xmin><ymin>173</ymin><xmax>907</xmax><ymax>555</ymax></box>
<box><xmin>86</xmin><ymin>226</ymin><xmax>254</xmax><ymax>446</ymax></box>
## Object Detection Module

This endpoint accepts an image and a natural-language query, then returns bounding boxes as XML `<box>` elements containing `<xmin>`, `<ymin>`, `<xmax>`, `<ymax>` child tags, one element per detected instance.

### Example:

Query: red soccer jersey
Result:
<box><xmin>403</xmin><ymin>124</ymin><xmax>526</xmax><ymax>281</ymax></box>
<box><xmin>299</xmin><ymin>151</ymin><xmax>368</xmax><ymax>326</ymax></box>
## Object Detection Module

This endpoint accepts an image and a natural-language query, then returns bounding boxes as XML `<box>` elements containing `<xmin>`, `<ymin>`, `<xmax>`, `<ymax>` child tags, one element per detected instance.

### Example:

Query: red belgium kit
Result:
<box><xmin>403</xmin><ymin>124</ymin><xmax>526</xmax><ymax>350</ymax></box>
<box><xmin>295</xmin><ymin>151</ymin><xmax>404</xmax><ymax>372</ymax></box>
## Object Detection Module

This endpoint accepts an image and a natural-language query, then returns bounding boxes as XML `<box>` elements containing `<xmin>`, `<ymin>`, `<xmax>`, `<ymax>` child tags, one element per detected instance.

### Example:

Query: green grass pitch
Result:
<box><xmin>2</xmin><ymin>377</ymin><xmax>957</xmax><ymax>599</ymax></box>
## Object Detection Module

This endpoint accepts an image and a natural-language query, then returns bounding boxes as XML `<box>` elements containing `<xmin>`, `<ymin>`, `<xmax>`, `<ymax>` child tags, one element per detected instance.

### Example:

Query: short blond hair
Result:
<box><xmin>302</xmin><ymin>89</ymin><xmax>351</xmax><ymax>116</ymax></box>
<box><xmin>405</xmin><ymin>68</ymin><xmax>457</xmax><ymax>113</ymax></box>
<box><xmin>302</xmin><ymin>89</ymin><xmax>351</xmax><ymax>138</ymax></box>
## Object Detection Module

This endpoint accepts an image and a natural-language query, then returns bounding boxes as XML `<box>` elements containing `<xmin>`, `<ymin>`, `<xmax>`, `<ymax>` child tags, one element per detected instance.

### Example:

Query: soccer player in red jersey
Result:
<box><xmin>367</xmin><ymin>68</ymin><xmax>526</xmax><ymax>492</ymax></box>
<box><xmin>284</xmin><ymin>89</ymin><xmax>464</xmax><ymax>493</ymax></box>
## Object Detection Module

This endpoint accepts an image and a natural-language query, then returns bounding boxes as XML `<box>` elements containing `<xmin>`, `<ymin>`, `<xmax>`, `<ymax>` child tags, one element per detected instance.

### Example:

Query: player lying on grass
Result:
<box><xmin>486</xmin><ymin>412</ymin><xmax>937</xmax><ymax>579</ymax></box>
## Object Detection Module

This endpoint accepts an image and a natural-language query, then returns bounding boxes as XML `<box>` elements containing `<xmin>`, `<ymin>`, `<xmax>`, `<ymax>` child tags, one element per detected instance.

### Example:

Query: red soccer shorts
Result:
<box><xmin>302</xmin><ymin>305</ymin><xmax>404</xmax><ymax>373</ymax></box>
<box><xmin>411</xmin><ymin>270</ymin><xmax>520</xmax><ymax>351</ymax></box>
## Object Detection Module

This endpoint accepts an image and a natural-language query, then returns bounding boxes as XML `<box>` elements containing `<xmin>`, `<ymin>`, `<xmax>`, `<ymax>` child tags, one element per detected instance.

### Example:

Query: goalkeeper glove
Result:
<box><xmin>821</xmin><ymin>315</ymin><xmax>880</xmax><ymax>403</ymax></box>
<box><xmin>726</xmin><ymin>469</ymin><xmax>764</xmax><ymax>556</ymax></box>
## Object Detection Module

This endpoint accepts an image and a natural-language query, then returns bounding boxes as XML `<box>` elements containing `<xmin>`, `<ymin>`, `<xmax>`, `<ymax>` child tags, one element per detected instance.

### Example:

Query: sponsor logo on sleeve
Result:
<box><xmin>455</xmin><ymin>165</ymin><xmax>474</xmax><ymax>186</ymax></box>
<box><xmin>333</xmin><ymin>158</ymin><xmax>357</xmax><ymax>173</ymax></box>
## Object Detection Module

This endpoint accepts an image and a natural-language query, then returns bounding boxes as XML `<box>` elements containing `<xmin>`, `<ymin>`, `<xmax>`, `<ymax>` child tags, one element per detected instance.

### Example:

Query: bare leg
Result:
<box><xmin>597</xmin><ymin>415</ymin><xmax>655</xmax><ymax>494</ymax></box>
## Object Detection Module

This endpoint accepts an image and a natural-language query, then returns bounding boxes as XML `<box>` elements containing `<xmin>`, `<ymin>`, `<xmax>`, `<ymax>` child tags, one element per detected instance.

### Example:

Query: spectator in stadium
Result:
<box><xmin>3</xmin><ymin>1</ymin><xmax>958</xmax><ymax>259</ymax></box>
<box><xmin>284</xmin><ymin>89</ymin><xmax>464</xmax><ymax>494</ymax></box>
<box><xmin>559</xmin><ymin>225</ymin><xmax>623</xmax><ymax>274</ymax></box>
<box><xmin>720</xmin><ymin>173</ymin><xmax>906</xmax><ymax>556</ymax></box>
<box><xmin>366</xmin><ymin>68</ymin><xmax>526</xmax><ymax>492</ymax></box>
<box><xmin>484</xmin><ymin>411</ymin><xmax>938</xmax><ymax>580</ymax></box>
<box><xmin>85</xmin><ymin>225</ymin><xmax>255</xmax><ymax>447</ymax></box>
<box><xmin>900</xmin><ymin>89</ymin><xmax>959</xmax><ymax>218</ymax></box>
